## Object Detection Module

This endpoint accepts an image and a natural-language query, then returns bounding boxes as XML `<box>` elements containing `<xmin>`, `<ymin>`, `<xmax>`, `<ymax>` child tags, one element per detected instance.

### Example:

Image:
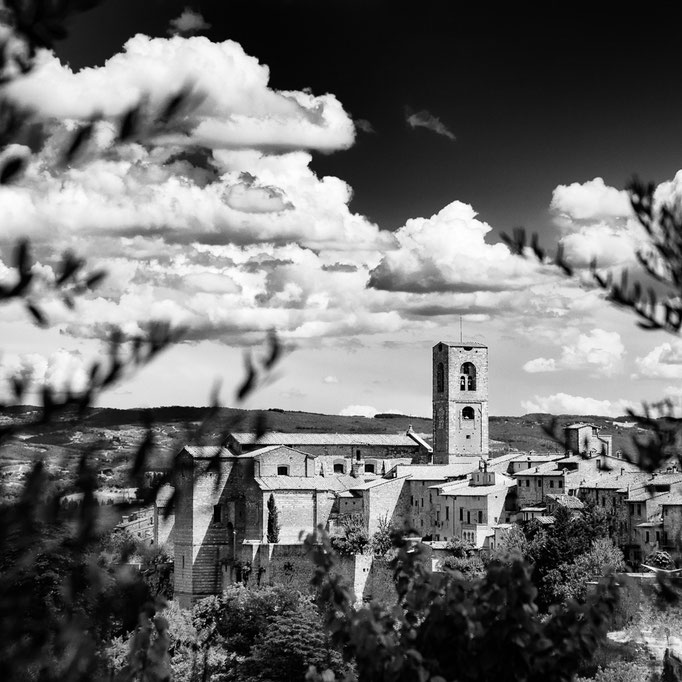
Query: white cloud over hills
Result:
<box><xmin>521</xmin><ymin>392</ymin><xmax>634</xmax><ymax>418</ymax></box>
<box><xmin>634</xmin><ymin>340</ymin><xmax>682</xmax><ymax>380</ymax></box>
<box><xmin>523</xmin><ymin>329</ymin><xmax>625</xmax><ymax>377</ymax></box>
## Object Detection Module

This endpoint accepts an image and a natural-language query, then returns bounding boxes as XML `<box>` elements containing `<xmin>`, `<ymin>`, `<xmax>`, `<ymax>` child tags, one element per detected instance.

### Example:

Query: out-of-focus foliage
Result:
<box><xmin>305</xmin><ymin>527</ymin><xmax>620</xmax><ymax>682</ymax></box>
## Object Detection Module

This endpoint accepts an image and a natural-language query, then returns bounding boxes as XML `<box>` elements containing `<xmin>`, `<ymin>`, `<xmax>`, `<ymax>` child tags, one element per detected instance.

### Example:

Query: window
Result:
<box><xmin>537</xmin><ymin>479</ymin><xmax>541</xmax><ymax>487</ymax></box>
<box><xmin>637</xmin><ymin>504</ymin><xmax>642</xmax><ymax>516</ymax></box>
<box><xmin>477</xmin><ymin>511</ymin><xmax>483</xmax><ymax>524</ymax></box>
<box><xmin>467</xmin><ymin>511</ymin><xmax>471</xmax><ymax>524</ymax></box>
<box><xmin>466</xmin><ymin>435</ymin><xmax>471</xmax><ymax>439</ymax></box>
<box><xmin>182</xmin><ymin>555</ymin><xmax>185</xmax><ymax>569</ymax></box>
<box><xmin>436</xmin><ymin>362</ymin><xmax>445</xmax><ymax>393</ymax></box>
<box><xmin>356</xmin><ymin>449</ymin><xmax>361</xmax><ymax>461</ymax></box>
<box><xmin>459</xmin><ymin>507</ymin><xmax>463</xmax><ymax>521</ymax></box>
<box><xmin>213</xmin><ymin>505</ymin><xmax>222</xmax><ymax>523</ymax></box>
<box><xmin>446</xmin><ymin>507</ymin><xmax>449</xmax><ymax>520</ymax></box>
<box><xmin>558</xmin><ymin>480</ymin><xmax>563</xmax><ymax>488</ymax></box>
<box><xmin>420</xmin><ymin>519</ymin><xmax>424</xmax><ymax>527</ymax></box>
<box><xmin>334</xmin><ymin>463</ymin><xmax>345</xmax><ymax>474</ymax></box>
<box><xmin>460</xmin><ymin>362</ymin><xmax>476</xmax><ymax>390</ymax></box>
<box><xmin>421</xmin><ymin>498</ymin><xmax>424</xmax><ymax>507</ymax></box>
<box><xmin>365</xmin><ymin>463</ymin><xmax>375</xmax><ymax>474</ymax></box>
<box><xmin>277</xmin><ymin>465</ymin><xmax>290</xmax><ymax>476</ymax></box>
<box><xmin>549</xmin><ymin>480</ymin><xmax>554</xmax><ymax>488</ymax></box>
<box><xmin>410</xmin><ymin>495</ymin><xmax>414</xmax><ymax>505</ymax></box>
<box><xmin>526</xmin><ymin>479</ymin><xmax>530</xmax><ymax>487</ymax></box>
<box><xmin>462</xmin><ymin>406</ymin><xmax>475</xmax><ymax>420</ymax></box>
<box><xmin>429</xmin><ymin>493</ymin><xmax>433</xmax><ymax>503</ymax></box>
<box><xmin>645</xmin><ymin>531</ymin><xmax>650</xmax><ymax>543</ymax></box>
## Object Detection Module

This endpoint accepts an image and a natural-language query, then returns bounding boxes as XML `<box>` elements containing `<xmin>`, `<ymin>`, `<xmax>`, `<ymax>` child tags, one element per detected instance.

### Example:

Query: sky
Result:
<box><xmin>2</xmin><ymin>1</ymin><xmax>682</xmax><ymax>418</ymax></box>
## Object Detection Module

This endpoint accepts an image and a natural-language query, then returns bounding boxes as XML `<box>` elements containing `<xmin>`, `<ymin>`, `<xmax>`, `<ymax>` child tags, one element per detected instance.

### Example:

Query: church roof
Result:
<box><xmin>249</xmin><ymin>444</ymin><xmax>316</xmax><ymax>459</ymax></box>
<box><xmin>229</xmin><ymin>432</ymin><xmax>426</xmax><ymax>448</ymax></box>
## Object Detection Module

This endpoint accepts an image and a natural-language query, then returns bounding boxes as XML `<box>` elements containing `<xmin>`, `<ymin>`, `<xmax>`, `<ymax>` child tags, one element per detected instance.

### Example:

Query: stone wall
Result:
<box><xmin>366</xmin><ymin>477</ymin><xmax>410</xmax><ymax>535</ymax></box>
<box><xmin>266</xmin><ymin>491</ymin><xmax>316</xmax><ymax>543</ymax></box>
<box><xmin>229</xmin><ymin>543</ymin><xmax>398</xmax><ymax>606</ymax></box>
<box><xmin>256</xmin><ymin>447</ymin><xmax>313</xmax><ymax>477</ymax></box>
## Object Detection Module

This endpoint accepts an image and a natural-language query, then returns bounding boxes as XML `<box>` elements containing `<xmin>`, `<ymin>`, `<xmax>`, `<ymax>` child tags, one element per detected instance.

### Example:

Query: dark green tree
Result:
<box><xmin>330</xmin><ymin>513</ymin><xmax>369</xmax><ymax>556</ymax></box>
<box><xmin>267</xmin><ymin>493</ymin><xmax>281</xmax><ymax>543</ymax></box>
<box><xmin>239</xmin><ymin>600</ymin><xmax>348</xmax><ymax>682</ymax></box>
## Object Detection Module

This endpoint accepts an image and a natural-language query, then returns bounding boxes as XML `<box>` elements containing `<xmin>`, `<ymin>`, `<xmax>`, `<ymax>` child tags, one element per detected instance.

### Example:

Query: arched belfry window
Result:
<box><xmin>462</xmin><ymin>406</ymin><xmax>475</xmax><ymax>420</ymax></box>
<box><xmin>436</xmin><ymin>362</ymin><xmax>445</xmax><ymax>393</ymax></box>
<box><xmin>460</xmin><ymin>362</ymin><xmax>476</xmax><ymax>391</ymax></box>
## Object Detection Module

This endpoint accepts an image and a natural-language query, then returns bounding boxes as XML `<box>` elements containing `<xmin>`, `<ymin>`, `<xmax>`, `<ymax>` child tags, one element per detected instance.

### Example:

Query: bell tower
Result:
<box><xmin>432</xmin><ymin>340</ymin><xmax>489</xmax><ymax>464</ymax></box>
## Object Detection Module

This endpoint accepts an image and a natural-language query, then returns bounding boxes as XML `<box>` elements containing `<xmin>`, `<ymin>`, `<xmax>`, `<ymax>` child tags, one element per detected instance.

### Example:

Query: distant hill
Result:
<box><xmin>0</xmin><ymin>406</ymin><xmax>651</xmax><ymax>490</ymax></box>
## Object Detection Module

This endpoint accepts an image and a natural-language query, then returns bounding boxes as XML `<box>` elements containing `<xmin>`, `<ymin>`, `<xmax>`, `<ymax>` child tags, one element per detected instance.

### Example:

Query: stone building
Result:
<box><xmin>170</xmin><ymin>335</ymin><xmax>682</xmax><ymax>606</ymax></box>
<box><xmin>432</xmin><ymin>341</ymin><xmax>489</xmax><ymax>462</ymax></box>
<box><xmin>662</xmin><ymin>494</ymin><xmax>682</xmax><ymax>553</ymax></box>
<box><xmin>565</xmin><ymin>423</ymin><xmax>613</xmax><ymax>458</ymax></box>
<box><xmin>173</xmin><ymin>443</ymin><xmax>363</xmax><ymax>606</ymax></box>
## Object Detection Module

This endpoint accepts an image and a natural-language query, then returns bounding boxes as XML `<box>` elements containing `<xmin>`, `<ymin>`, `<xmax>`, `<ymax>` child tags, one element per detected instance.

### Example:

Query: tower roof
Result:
<box><xmin>434</xmin><ymin>340</ymin><xmax>487</xmax><ymax>349</ymax></box>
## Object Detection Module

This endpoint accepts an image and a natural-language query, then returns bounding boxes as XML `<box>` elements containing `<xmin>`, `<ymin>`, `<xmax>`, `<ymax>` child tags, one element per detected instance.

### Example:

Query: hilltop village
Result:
<box><xmin>130</xmin><ymin>340</ymin><xmax>682</xmax><ymax>607</ymax></box>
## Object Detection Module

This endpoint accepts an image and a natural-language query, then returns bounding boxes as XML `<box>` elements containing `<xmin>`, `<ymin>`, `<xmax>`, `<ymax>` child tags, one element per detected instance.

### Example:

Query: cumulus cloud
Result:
<box><xmin>521</xmin><ymin>392</ymin><xmax>632</xmax><ymax>417</ymax></box>
<box><xmin>551</xmin><ymin>178</ymin><xmax>631</xmax><ymax>222</ymax></box>
<box><xmin>550</xmin><ymin>178</ymin><xmax>647</xmax><ymax>269</ymax></box>
<box><xmin>339</xmin><ymin>404</ymin><xmax>377</xmax><ymax>417</ymax></box>
<box><xmin>5</xmin><ymin>35</ymin><xmax>355</xmax><ymax>152</ymax></box>
<box><xmin>634</xmin><ymin>341</ymin><xmax>682</xmax><ymax>379</ymax></box>
<box><xmin>0</xmin><ymin>349</ymin><xmax>89</xmax><ymax>399</ymax></box>
<box><xmin>0</xmin><ymin>33</ymin><xmax>599</xmax><ymax>352</ymax></box>
<box><xmin>405</xmin><ymin>108</ymin><xmax>455</xmax><ymax>141</ymax></box>
<box><xmin>168</xmin><ymin>8</ymin><xmax>211</xmax><ymax>36</ymax></box>
<box><xmin>522</xmin><ymin>357</ymin><xmax>557</xmax><ymax>373</ymax></box>
<box><xmin>368</xmin><ymin>201</ymin><xmax>545</xmax><ymax>294</ymax></box>
<box><xmin>524</xmin><ymin>329</ymin><xmax>625</xmax><ymax>376</ymax></box>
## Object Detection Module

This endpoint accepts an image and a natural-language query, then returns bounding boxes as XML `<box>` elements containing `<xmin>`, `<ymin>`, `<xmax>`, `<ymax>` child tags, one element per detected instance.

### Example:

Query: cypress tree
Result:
<box><xmin>267</xmin><ymin>493</ymin><xmax>280</xmax><ymax>543</ymax></box>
